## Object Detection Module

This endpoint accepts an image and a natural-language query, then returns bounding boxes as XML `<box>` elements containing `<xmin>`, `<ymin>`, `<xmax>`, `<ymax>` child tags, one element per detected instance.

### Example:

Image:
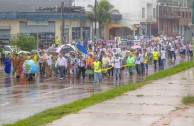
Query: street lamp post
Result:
<box><xmin>37</xmin><ymin>28</ymin><xmax>39</xmax><ymax>50</ymax></box>
<box><xmin>61</xmin><ymin>1</ymin><xmax>65</xmax><ymax>45</ymax></box>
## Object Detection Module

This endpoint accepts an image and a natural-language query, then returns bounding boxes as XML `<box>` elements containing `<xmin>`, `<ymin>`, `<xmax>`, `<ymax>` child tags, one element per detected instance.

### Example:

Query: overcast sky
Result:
<box><xmin>0</xmin><ymin>0</ymin><xmax>72</xmax><ymax>12</ymax></box>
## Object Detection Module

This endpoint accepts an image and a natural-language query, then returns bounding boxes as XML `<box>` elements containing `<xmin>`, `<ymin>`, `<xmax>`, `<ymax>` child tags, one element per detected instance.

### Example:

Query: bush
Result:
<box><xmin>10</xmin><ymin>34</ymin><xmax>38</xmax><ymax>51</ymax></box>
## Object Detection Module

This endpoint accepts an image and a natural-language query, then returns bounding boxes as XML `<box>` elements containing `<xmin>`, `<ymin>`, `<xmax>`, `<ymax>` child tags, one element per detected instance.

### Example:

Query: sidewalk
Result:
<box><xmin>47</xmin><ymin>68</ymin><xmax>194</xmax><ymax>126</ymax></box>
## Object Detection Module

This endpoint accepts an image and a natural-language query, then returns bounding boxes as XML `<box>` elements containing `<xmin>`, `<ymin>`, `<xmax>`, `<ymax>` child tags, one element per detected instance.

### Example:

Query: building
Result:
<box><xmin>73</xmin><ymin>0</ymin><xmax>157</xmax><ymax>38</ymax></box>
<box><xmin>0</xmin><ymin>0</ymin><xmax>121</xmax><ymax>47</ymax></box>
<box><xmin>157</xmin><ymin>1</ymin><xmax>192</xmax><ymax>36</ymax></box>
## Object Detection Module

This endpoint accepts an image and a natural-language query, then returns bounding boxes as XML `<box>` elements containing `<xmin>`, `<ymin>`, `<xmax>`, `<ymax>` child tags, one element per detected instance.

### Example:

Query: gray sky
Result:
<box><xmin>0</xmin><ymin>0</ymin><xmax>72</xmax><ymax>12</ymax></box>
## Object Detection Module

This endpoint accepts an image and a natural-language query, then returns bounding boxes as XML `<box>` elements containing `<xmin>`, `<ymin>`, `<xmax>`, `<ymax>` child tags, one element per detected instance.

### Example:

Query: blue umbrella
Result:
<box><xmin>76</xmin><ymin>44</ymin><xmax>87</xmax><ymax>54</ymax></box>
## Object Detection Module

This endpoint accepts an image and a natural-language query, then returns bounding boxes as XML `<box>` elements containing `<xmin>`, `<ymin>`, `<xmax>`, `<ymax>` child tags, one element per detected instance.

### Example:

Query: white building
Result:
<box><xmin>73</xmin><ymin>0</ymin><xmax>157</xmax><ymax>38</ymax></box>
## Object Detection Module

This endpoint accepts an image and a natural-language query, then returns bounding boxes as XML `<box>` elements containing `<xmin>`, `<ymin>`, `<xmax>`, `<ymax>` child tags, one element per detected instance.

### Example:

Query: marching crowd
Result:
<box><xmin>1</xmin><ymin>35</ymin><xmax>193</xmax><ymax>84</ymax></box>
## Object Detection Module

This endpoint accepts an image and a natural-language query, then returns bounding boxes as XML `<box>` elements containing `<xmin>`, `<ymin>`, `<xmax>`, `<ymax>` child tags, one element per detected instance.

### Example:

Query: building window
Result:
<box><xmin>153</xmin><ymin>8</ymin><xmax>156</xmax><ymax>18</ymax></box>
<box><xmin>189</xmin><ymin>12</ymin><xmax>191</xmax><ymax>18</ymax></box>
<box><xmin>178</xmin><ymin>11</ymin><xmax>180</xmax><ymax>16</ymax></box>
<box><xmin>142</xmin><ymin>8</ymin><xmax>145</xmax><ymax>18</ymax></box>
<box><xmin>72</xmin><ymin>27</ymin><xmax>81</xmax><ymax>40</ymax></box>
<box><xmin>186</xmin><ymin>12</ymin><xmax>188</xmax><ymax>18</ymax></box>
<box><xmin>182</xmin><ymin>12</ymin><xmax>184</xmax><ymax>18</ymax></box>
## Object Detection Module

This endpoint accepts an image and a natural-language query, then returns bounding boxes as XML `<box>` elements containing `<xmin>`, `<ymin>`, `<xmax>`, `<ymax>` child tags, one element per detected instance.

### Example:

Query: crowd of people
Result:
<box><xmin>1</xmin><ymin>35</ymin><xmax>193</xmax><ymax>84</ymax></box>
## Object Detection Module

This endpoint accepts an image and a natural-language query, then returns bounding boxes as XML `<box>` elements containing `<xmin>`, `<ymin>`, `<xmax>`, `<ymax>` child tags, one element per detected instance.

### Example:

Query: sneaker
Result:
<box><xmin>59</xmin><ymin>78</ymin><xmax>63</xmax><ymax>80</ymax></box>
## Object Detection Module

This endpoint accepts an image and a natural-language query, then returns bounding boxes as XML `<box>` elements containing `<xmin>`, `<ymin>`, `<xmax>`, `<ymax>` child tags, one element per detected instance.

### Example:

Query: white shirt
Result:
<box><xmin>56</xmin><ymin>57</ymin><xmax>67</xmax><ymax>67</ymax></box>
<box><xmin>102</xmin><ymin>57</ymin><xmax>109</xmax><ymax>65</ymax></box>
<box><xmin>135</xmin><ymin>56</ymin><xmax>141</xmax><ymax>64</ymax></box>
<box><xmin>108</xmin><ymin>58</ymin><xmax>114</xmax><ymax>66</ymax></box>
<box><xmin>47</xmin><ymin>55</ymin><xmax>52</xmax><ymax>65</ymax></box>
<box><xmin>122</xmin><ymin>50</ymin><xmax>127</xmax><ymax>58</ymax></box>
<box><xmin>78</xmin><ymin>59</ymin><xmax>86</xmax><ymax>67</ymax></box>
<box><xmin>114</xmin><ymin>58</ymin><xmax>121</xmax><ymax>68</ymax></box>
<box><xmin>139</xmin><ymin>54</ymin><xmax>144</xmax><ymax>63</ymax></box>
<box><xmin>161</xmin><ymin>50</ymin><xmax>166</xmax><ymax>59</ymax></box>
<box><xmin>39</xmin><ymin>55</ymin><xmax>44</xmax><ymax>63</ymax></box>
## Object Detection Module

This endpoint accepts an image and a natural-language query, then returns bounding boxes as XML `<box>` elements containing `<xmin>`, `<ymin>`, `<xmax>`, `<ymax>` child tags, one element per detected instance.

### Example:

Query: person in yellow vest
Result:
<box><xmin>33</xmin><ymin>53</ymin><xmax>38</xmax><ymax>61</ymax></box>
<box><xmin>92</xmin><ymin>56</ymin><xmax>102</xmax><ymax>85</ymax></box>
<box><xmin>143</xmin><ymin>49</ymin><xmax>148</xmax><ymax>73</ymax></box>
<box><xmin>152</xmin><ymin>48</ymin><xmax>159</xmax><ymax>70</ymax></box>
<box><xmin>55</xmin><ymin>37</ymin><xmax>59</xmax><ymax>47</ymax></box>
<box><xmin>126</xmin><ymin>52</ymin><xmax>135</xmax><ymax>76</ymax></box>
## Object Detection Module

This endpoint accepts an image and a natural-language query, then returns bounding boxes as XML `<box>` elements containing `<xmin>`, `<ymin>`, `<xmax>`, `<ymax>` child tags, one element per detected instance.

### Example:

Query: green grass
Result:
<box><xmin>4</xmin><ymin>61</ymin><xmax>194</xmax><ymax>126</ymax></box>
<box><xmin>182</xmin><ymin>96</ymin><xmax>194</xmax><ymax>104</ymax></box>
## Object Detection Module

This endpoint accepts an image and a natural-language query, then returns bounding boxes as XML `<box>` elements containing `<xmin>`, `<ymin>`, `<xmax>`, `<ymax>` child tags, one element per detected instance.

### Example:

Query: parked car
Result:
<box><xmin>4</xmin><ymin>45</ymin><xmax>31</xmax><ymax>55</ymax></box>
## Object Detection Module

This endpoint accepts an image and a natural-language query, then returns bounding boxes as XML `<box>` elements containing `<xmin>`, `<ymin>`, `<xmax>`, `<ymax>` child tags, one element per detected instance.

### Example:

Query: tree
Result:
<box><xmin>87</xmin><ymin>0</ymin><xmax>119</xmax><ymax>38</ymax></box>
<box><xmin>10</xmin><ymin>34</ymin><xmax>38</xmax><ymax>51</ymax></box>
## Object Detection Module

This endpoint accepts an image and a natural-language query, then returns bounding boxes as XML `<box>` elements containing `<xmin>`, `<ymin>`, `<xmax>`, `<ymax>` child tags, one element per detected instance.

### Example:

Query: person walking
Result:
<box><xmin>77</xmin><ymin>57</ymin><xmax>86</xmax><ymax>80</ymax></box>
<box><xmin>46</xmin><ymin>52</ymin><xmax>52</xmax><ymax>78</ymax></box>
<box><xmin>55</xmin><ymin>53</ymin><xmax>67</xmax><ymax>80</ymax></box>
<box><xmin>107</xmin><ymin>54</ymin><xmax>114</xmax><ymax>77</ymax></box>
<box><xmin>170</xmin><ymin>44</ymin><xmax>176</xmax><ymax>61</ymax></box>
<box><xmin>139</xmin><ymin>50</ymin><xmax>144</xmax><ymax>74</ymax></box>
<box><xmin>93</xmin><ymin>57</ymin><xmax>102</xmax><ymax>85</ymax></box>
<box><xmin>101</xmin><ymin>53</ymin><xmax>109</xmax><ymax>76</ymax></box>
<box><xmin>38</xmin><ymin>52</ymin><xmax>44</xmax><ymax>74</ymax></box>
<box><xmin>126</xmin><ymin>53</ymin><xmax>135</xmax><ymax>76</ymax></box>
<box><xmin>86</xmin><ymin>54</ymin><xmax>94</xmax><ymax>79</ymax></box>
<box><xmin>143</xmin><ymin>49</ymin><xmax>148</xmax><ymax>73</ymax></box>
<box><xmin>152</xmin><ymin>48</ymin><xmax>159</xmax><ymax>70</ymax></box>
<box><xmin>160</xmin><ymin>48</ymin><xmax>166</xmax><ymax>69</ymax></box>
<box><xmin>113</xmin><ymin>54</ymin><xmax>122</xmax><ymax>81</ymax></box>
<box><xmin>4</xmin><ymin>54</ymin><xmax>11</xmax><ymax>77</ymax></box>
<box><xmin>135</xmin><ymin>53</ymin><xmax>141</xmax><ymax>75</ymax></box>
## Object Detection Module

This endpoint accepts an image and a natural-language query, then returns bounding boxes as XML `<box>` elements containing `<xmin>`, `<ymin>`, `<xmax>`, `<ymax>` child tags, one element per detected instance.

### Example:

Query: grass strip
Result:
<box><xmin>4</xmin><ymin>61</ymin><xmax>194</xmax><ymax>126</ymax></box>
<box><xmin>182</xmin><ymin>96</ymin><xmax>194</xmax><ymax>104</ymax></box>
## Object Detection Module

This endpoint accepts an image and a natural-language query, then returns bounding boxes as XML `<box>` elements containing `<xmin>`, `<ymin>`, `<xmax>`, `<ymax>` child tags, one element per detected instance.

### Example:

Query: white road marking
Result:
<box><xmin>42</xmin><ymin>87</ymin><xmax>73</xmax><ymax>96</ymax></box>
<box><xmin>0</xmin><ymin>103</ymin><xmax>9</xmax><ymax>107</ymax></box>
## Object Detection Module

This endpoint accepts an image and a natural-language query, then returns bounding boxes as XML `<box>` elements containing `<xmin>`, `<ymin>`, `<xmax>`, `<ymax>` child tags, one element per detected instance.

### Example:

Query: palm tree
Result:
<box><xmin>87</xmin><ymin>0</ymin><xmax>119</xmax><ymax>39</ymax></box>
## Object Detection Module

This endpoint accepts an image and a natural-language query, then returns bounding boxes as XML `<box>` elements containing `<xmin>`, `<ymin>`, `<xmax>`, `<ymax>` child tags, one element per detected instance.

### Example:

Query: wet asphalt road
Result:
<box><xmin>0</xmin><ymin>58</ymin><xmax>181</xmax><ymax>125</ymax></box>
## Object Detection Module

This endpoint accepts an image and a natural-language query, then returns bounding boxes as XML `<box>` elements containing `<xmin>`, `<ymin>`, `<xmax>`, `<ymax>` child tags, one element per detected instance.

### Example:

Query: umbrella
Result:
<box><xmin>56</xmin><ymin>47</ymin><xmax>61</xmax><ymax>53</ymax></box>
<box><xmin>76</xmin><ymin>44</ymin><xmax>87</xmax><ymax>54</ymax></box>
<box><xmin>47</xmin><ymin>47</ymin><xmax>56</xmax><ymax>52</ymax></box>
<box><xmin>96</xmin><ymin>39</ymin><xmax>104</xmax><ymax>44</ymax></box>
<box><xmin>131</xmin><ymin>45</ymin><xmax>141</xmax><ymax>49</ymax></box>
<box><xmin>106</xmin><ymin>40</ymin><xmax>115</xmax><ymax>43</ymax></box>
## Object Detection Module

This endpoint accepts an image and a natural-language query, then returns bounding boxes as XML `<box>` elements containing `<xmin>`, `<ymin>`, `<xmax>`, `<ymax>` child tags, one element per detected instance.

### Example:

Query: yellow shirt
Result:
<box><xmin>55</xmin><ymin>38</ymin><xmax>59</xmax><ymax>45</ymax></box>
<box><xmin>152</xmin><ymin>51</ymin><xmax>159</xmax><ymax>60</ymax></box>
<box><xmin>143</xmin><ymin>54</ymin><xmax>148</xmax><ymax>63</ymax></box>
<box><xmin>34</xmin><ymin>55</ymin><xmax>38</xmax><ymax>61</ymax></box>
<box><xmin>93</xmin><ymin>61</ymin><xmax>101</xmax><ymax>73</ymax></box>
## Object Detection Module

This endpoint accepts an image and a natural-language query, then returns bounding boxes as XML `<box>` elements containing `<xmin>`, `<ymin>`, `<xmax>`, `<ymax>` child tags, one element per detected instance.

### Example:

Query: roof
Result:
<box><xmin>0</xmin><ymin>0</ymin><xmax>72</xmax><ymax>12</ymax></box>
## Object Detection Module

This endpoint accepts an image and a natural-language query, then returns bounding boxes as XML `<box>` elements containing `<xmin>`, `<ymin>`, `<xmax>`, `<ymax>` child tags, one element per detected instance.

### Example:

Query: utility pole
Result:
<box><xmin>94</xmin><ymin>0</ymin><xmax>97</xmax><ymax>39</ymax></box>
<box><xmin>157</xmin><ymin>0</ymin><xmax>160</xmax><ymax>34</ymax></box>
<box><xmin>61</xmin><ymin>1</ymin><xmax>65</xmax><ymax>45</ymax></box>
